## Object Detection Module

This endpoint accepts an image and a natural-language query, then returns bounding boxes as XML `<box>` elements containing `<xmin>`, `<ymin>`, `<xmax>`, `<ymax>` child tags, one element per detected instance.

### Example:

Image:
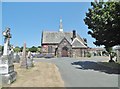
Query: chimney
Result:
<box><xmin>73</xmin><ymin>30</ymin><xmax>76</xmax><ymax>39</ymax></box>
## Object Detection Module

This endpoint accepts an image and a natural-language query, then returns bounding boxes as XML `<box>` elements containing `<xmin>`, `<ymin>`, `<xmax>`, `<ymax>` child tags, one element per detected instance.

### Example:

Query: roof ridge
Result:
<box><xmin>43</xmin><ymin>31</ymin><xmax>73</xmax><ymax>33</ymax></box>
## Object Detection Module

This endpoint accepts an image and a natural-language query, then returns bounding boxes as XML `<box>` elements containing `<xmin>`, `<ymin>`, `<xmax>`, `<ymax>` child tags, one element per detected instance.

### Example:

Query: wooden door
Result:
<box><xmin>62</xmin><ymin>46</ymin><xmax>68</xmax><ymax>57</ymax></box>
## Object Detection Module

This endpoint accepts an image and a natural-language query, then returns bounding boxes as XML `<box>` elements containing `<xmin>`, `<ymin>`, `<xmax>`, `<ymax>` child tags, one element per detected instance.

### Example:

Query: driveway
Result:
<box><xmin>34</xmin><ymin>57</ymin><xmax>119</xmax><ymax>87</ymax></box>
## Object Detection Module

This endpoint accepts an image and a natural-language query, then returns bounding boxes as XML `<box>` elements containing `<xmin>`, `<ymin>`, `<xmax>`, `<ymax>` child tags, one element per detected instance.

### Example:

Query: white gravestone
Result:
<box><xmin>27</xmin><ymin>51</ymin><xmax>34</xmax><ymax>67</ymax></box>
<box><xmin>115</xmin><ymin>46</ymin><xmax>120</xmax><ymax>63</ymax></box>
<box><xmin>0</xmin><ymin>28</ymin><xmax>17</xmax><ymax>85</ymax></box>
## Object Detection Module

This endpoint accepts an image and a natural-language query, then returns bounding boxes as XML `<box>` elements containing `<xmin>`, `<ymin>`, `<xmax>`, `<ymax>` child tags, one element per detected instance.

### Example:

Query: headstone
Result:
<box><xmin>115</xmin><ymin>46</ymin><xmax>120</xmax><ymax>63</ymax></box>
<box><xmin>13</xmin><ymin>53</ymin><xmax>20</xmax><ymax>63</ymax></box>
<box><xmin>0</xmin><ymin>27</ymin><xmax>17</xmax><ymax>85</ymax></box>
<box><xmin>20</xmin><ymin>44</ymin><xmax>34</xmax><ymax>68</ymax></box>
<box><xmin>20</xmin><ymin>43</ymin><xmax>28</xmax><ymax>69</ymax></box>
<box><xmin>27</xmin><ymin>51</ymin><xmax>34</xmax><ymax>67</ymax></box>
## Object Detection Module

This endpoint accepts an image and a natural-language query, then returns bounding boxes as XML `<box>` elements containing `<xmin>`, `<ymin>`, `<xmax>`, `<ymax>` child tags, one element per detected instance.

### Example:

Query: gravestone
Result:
<box><xmin>27</xmin><ymin>51</ymin><xmax>34</xmax><ymax>67</ymax></box>
<box><xmin>115</xmin><ymin>46</ymin><xmax>120</xmax><ymax>63</ymax></box>
<box><xmin>0</xmin><ymin>27</ymin><xmax>17</xmax><ymax>85</ymax></box>
<box><xmin>20</xmin><ymin>44</ymin><xmax>34</xmax><ymax>68</ymax></box>
<box><xmin>13</xmin><ymin>53</ymin><xmax>20</xmax><ymax>63</ymax></box>
<box><xmin>20</xmin><ymin>43</ymin><xmax>28</xmax><ymax>69</ymax></box>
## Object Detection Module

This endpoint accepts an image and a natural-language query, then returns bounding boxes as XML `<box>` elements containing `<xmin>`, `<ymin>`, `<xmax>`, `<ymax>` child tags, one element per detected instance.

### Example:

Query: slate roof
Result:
<box><xmin>42</xmin><ymin>31</ymin><xmax>87</xmax><ymax>48</ymax></box>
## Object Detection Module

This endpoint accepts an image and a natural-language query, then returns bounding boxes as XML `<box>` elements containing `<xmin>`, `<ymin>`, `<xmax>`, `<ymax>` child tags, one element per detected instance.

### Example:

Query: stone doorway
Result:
<box><xmin>62</xmin><ymin>46</ymin><xmax>68</xmax><ymax>57</ymax></box>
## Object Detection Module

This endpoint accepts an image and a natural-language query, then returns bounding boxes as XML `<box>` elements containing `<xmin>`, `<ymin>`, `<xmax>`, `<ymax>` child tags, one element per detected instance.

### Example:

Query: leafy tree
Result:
<box><xmin>13</xmin><ymin>46</ymin><xmax>21</xmax><ymax>53</ymax></box>
<box><xmin>29</xmin><ymin>46</ymin><xmax>37</xmax><ymax>52</ymax></box>
<box><xmin>84</xmin><ymin>1</ymin><xmax>120</xmax><ymax>62</ymax></box>
<box><xmin>20</xmin><ymin>46</ymin><xmax>23</xmax><ymax>52</ymax></box>
<box><xmin>19</xmin><ymin>46</ymin><xmax>30</xmax><ymax>52</ymax></box>
<box><xmin>37</xmin><ymin>46</ymin><xmax>41</xmax><ymax>53</ymax></box>
<box><xmin>38</xmin><ymin>46</ymin><xmax>41</xmax><ymax>48</ymax></box>
<box><xmin>26</xmin><ymin>47</ymin><xmax>29</xmax><ymax>52</ymax></box>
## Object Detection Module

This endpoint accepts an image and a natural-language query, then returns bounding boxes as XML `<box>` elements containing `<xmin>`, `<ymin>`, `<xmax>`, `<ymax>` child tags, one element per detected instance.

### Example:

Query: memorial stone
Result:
<box><xmin>0</xmin><ymin>27</ymin><xmax>17</xmax><ymax>85</ymax></box>
<box><xmin>20</xmin><ymin>43</ymin><xmax>28</xmax><ymax>69</ymax></box>
<box><xmin>27</xmin><ymin>51</ymin><xmax>34</xmax><ymax>67</ymax></box>
<box><xmin>115</xmin><ymin>46</ymin><xmax>120</xmax><ymax>63</ymax></box>
<box><xmin>13</xmin><ymin>53</ymin><xmax>20</xmax><ymax>63</ymax></box>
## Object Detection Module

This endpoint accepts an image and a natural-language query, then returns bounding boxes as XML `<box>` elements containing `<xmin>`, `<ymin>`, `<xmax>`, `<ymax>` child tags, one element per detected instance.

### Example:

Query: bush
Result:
<box><xmin>87</xmin><ymin>52</ymin><xmax>91</xmax><ymax>58</ymax></box>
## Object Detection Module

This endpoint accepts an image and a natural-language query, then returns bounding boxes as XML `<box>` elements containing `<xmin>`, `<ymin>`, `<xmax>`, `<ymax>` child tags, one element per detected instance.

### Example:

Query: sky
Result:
<box><xmin>1</xmin><ymin>2</ymin><xmax>97</xmax><ymax>48</ymax></box>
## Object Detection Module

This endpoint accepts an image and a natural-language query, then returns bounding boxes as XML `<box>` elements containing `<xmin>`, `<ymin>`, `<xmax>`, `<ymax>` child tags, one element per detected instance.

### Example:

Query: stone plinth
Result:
<box><xmin>116</xmin><ymin>49</ymin><xmax>120</xmax><ymax>63</ymax></box>
<box><xmin>27</xmin><ymin>58</ymin><xmax>34</xmax><ymax>67</ymax></box>
<box><xmin>20</xmin><ymin>58</ymin><xmax>28</xmax><ymax>68</ymax></box>
<box><xmin>0</xmin><ymin>55</ymin><xmax>17</xmax><ymax>85</ymax></box>
<box><xmin>1</xmin><ymin>71</ymin><xmax>17</xmax><ymax>84</ymax></box>
<box><xmin>20</xmin><ymin>58</ymin><xmax>34</xmax><ymax>68</ymax></box>
<box><xmin>0</xmin><ymin>55</ymin><xmax>13</xmax><ymax>66</ymax></box>
<box><xmin>13</xmin><ymin>53</ymin><xmax>20</xmax><ymax>63</ymax></box>
<box><xmin>114</xmin><ymin>46</ymin><xmax>120</xmax><ymax>63</ymax></box>
<box><xmin>0</xmin><ymin>64</ymin><xmax>14</xmax><ymax>74</ymax></box>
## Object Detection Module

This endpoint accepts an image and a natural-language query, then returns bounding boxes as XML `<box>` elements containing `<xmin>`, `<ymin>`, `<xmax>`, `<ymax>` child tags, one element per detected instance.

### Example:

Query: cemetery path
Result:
<box><xmin>34</xmin><ymin>57</ymin><xmax>119</xmax><ymax>87</ymax></box>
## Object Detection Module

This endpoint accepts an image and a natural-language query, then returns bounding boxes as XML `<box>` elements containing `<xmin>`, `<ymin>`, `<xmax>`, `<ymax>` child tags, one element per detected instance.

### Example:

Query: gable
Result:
<box><xmin>58</xmin><ymin>37</ymin><xmax>72</xmax><ymax>47</ymax></box>
<box><xmin>72</xmin><ymin>38</ymin><xmax>87</xmax><ymax>48</ymax></box>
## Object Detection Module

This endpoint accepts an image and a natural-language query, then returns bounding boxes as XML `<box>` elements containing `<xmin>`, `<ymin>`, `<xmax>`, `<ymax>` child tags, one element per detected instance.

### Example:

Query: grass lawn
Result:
<box><xmin>3</xmin><ymin>62</ymin><xmax>64</xmax><ymax>87</ymax></box>
<box><xmin>98</xmin><ymin>62</ymin><xmax>120</xmax><ymax>70</ymax></box>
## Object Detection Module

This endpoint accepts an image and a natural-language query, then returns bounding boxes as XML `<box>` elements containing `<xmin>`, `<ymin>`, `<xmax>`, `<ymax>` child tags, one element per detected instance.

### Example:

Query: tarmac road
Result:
<box><xmin>34</xmin><ymin>57</ymin><xmax>119</xmax><ymax>87</ymax></box>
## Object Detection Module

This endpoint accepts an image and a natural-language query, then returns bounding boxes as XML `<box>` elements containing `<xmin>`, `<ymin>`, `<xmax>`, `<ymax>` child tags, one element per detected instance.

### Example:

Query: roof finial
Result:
<box><xmin>59</xmin><ymin>18</ymin><xmax>63</xmax><ymax>32</ymax></box>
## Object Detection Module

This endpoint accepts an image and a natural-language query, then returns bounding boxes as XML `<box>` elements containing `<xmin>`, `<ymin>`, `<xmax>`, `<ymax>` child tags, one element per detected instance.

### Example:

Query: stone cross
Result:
<box><xmin>2</xmin><ymin>27</ymin><xmax>11</xmax><ymax>56</ymax></box>
<box><xmin>0</xmin><ymin>27</ymin><xmax>17</xmax><ymax>84</ymax></box>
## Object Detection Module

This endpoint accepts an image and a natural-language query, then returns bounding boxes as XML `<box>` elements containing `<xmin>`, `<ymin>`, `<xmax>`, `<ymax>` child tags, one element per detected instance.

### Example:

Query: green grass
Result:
<box><xmin>98</xmin><ymin>62</ymin><xmax>120</xmax><ymax>69</ymax></box>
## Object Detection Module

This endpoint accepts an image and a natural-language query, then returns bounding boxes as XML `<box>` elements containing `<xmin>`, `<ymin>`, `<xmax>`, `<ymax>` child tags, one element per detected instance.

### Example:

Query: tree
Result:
<box><xmin>29</xmin><ymin>46</ymin><xmax>37</xmax><ymax>52</ymax></box>
<box><xmin>38</xmin><ymin>46</ymin><xmax>41</xmax><ymax>48</ymax></box>
<box><xmin>84</xmin><ymin>1</ymin><xmax>120</xmax><ymax>62</ymax></box>
<box><xmin>14</xmin><ymin>46</ymin><xmax>21</xmax><ymax>53</ymax></box>
<box><xmin>37</xmin><ymin>46</ymin><xmax>41</xmax><ymax>53</ymax></box>
<box><xmin>26</xmin><ymin>47</ymin><xmax>29</xmax><ymax>52</ymax></box>
<box><xmin>20</xmin><ymin>46</ymin><xmax>23</xmax><ymax>52</ymax></box>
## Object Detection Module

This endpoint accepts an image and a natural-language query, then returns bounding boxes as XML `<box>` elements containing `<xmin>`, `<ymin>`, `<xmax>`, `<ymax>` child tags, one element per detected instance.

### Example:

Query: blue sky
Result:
<box><xmin>2</xmin><ymin>2</ymin><xmax>96</xmax><ymax>47</ymax></box>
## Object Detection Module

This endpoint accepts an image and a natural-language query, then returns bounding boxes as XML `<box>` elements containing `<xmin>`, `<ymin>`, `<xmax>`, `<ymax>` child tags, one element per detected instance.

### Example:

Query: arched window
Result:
<box><xmin>62</xmin><ymin>46</ymin><xmax>68</xmax><ymax>51</ymax></box>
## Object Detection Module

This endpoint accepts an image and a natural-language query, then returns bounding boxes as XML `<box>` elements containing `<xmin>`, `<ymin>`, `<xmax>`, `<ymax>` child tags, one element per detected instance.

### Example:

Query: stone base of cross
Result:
<box><xmin>0</xmin><ymin>55</ymin><xmax>17</xmax><ymax>85</ymax></box>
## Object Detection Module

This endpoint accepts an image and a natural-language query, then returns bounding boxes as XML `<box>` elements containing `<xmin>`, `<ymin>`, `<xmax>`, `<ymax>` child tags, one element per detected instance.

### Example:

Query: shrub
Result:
<box><xmin>87</xmin><ymin>52</ymin><xmax>91</xmax><ymax>58</ymax></box>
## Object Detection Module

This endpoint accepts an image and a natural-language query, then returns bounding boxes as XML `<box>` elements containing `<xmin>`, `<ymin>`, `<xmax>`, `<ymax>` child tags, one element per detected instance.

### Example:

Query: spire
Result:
<box><xmin>59</xmin><ymin>18</ymin><xmax>63</xmax><ymax>32</ymax></box>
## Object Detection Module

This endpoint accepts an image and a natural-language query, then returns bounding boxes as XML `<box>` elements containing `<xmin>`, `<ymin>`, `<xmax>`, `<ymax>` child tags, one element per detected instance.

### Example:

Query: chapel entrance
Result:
<box><xmin>62</xmin><ymin>46</ymin><xmax>68</xmax><ymax>57</ymax></box>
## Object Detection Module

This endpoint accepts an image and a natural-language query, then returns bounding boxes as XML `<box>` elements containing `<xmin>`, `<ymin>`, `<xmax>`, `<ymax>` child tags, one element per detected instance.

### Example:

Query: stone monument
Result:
<box><xmin>20</xmin><ymin>42</ymin><xmax>28</xmax><ymax>69</ymax></box>
<box><xmin>20</xmin><ymin>43</ymin><xmax>34</xmax><ymax>68</ymax></box>
<box><xmin>27</xmin><ymin>51</ymin><xmax>34</xmax><ymax>67</ymax></box>
<box><xmin>13</xmin><ymin>53</ymin><xmax>20</xmax><ymax>63</ymax></box>
<box><xmin>0</xmin><ymin>27</ymin><xmax>17</xmax><ymax>84</ymax></box>
<box><xmin>115</xmin><ymin>46</ymin><xmax>120</xmax><ymax>63</ymax></box>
